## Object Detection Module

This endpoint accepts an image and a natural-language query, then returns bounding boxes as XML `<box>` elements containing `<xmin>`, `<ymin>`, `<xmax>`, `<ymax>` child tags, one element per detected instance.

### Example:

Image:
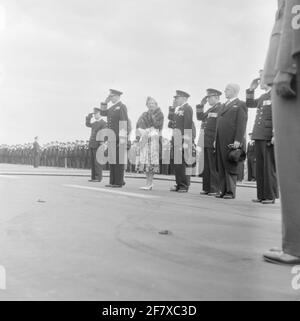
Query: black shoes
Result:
<box><xmin>208</xmin><ymin>192</ymin><xmax>218</xmax><ymax>196</ymax></box>
<box><xmin>215</xmin><ymin>193</ymin><xmax>234</xmax><ymax>199</ymax></box>
<box><xmin>201</xmin><ymin>191</ymin><xmax>218</xmax><ymax>196</ymax></box>
<box><xmin>200</xmin><ymin>191</ymin><xmax>209</xmax><ymax>195</ymax></box>
<box><xmin>252</xmin><ymin>199</ymin><xmax>275</xmax><ymax>204</ymax></box>
<box><xmin>262</xmin><ymin>199</ymin><xmax>275</xmax><ymax>204</ymax></box>
<box><xmin>170</xmin><ymin>186</ymin><xmax>179</xmax><ymax>192</ymax></box>
<box><xmin>215</xmin><ymin>194</ymin><xmax>224</xmax><ymax>199</ymax></box>
<box><xmin>223</xmin><ymin>194</ymin><xmax>235</xmax><ymax>200</ymax></box>
<box><xmin>105</xmin><ymin>184</ymin><xmax>122</xmax><ymax>188</ymax></box>
<box><xmin>170</xmin><ymin>186</ymin><xmax>188</xmax><ymax>193</ymax></box>
<box><xmin>263</xmin><ymin>248</ymin><xmax>300</xmax><ymax>265</ymax></box>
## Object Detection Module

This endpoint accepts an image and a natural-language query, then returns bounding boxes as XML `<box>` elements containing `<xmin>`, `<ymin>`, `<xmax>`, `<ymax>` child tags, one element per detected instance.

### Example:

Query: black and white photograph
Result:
<box><xmin>0</xmin><ymin>0</ymin><xmax>300</xmax><ymax>305</ymax></box>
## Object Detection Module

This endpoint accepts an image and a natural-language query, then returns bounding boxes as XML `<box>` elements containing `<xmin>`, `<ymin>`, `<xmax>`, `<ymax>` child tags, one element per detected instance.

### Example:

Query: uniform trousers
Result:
<box><xmin>109</xmin><ymin>143</ymin><xmax>125</xmax><ymax>186</ymax></box>
<box><xmin>254</xmin><ymin>140</ymin><xmax>278</xmax><ymax>201</ymax></box>
<box><xmin>272</xmin><ymin>55</ymin><xmax>300</xmax><ymax>257</ymax></box>
<box><xmin>247</xmin><ymin>157</ymin><xmax>256</xmax><ymax>181</ymax></box>
<box><xmin>174</xmin><ymin>147</ymin><xmax>191</xmax><ymax>190</ymax></box>
<box><xmin>203</xmin><ymin>147</ymin><xmax>219</xmax><ymax>193</ymax></box>
<box><xmin>90</xmin><ymin>147</ymin><xmax>102</xmax><ymax>181</ymax></box>
<box><xmin>174</xmin><ymin>163</ymin><xmax>190</xmax><ymax>190</ymax></box>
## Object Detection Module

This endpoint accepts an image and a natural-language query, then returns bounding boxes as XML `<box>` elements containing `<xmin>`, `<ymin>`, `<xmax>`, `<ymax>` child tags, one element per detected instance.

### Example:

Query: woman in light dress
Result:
<box><xmin>136</xmin><ymin>97</ymin><xmax>164</xmax><ymax>190</ymax></box>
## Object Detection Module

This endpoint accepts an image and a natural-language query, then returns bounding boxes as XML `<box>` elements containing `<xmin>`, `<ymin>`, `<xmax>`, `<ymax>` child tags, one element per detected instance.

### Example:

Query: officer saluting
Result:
<box><xmin>196</xmin><ymin>89</ymin><xmax>222</xmax><ymax>196</ymax></box>
<box><xmin>85</xmin><ymin>107</ymin><xmax>107</xmax><ymax>182</ymax></box>
<box><xmin>100</xmin><ymin>89</ymin><xmax>129</xmax><ymax>188</ymax></box>
<box><xmin>246</xmin><ymin>71</ymin><xmax>278</xmax><ymax>204</ymax></box>
<box><xmin>168</xmin><ymin>90</ymin><xmax>193</xmax><ymax>193</ymax></box>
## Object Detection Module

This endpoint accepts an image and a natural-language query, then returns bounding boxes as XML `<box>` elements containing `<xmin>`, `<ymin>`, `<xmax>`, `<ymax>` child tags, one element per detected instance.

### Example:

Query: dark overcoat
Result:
<box><xmin>215</xmin><ymin>98</ymin><xmax>248</xmax><ymax>175</ymax></box>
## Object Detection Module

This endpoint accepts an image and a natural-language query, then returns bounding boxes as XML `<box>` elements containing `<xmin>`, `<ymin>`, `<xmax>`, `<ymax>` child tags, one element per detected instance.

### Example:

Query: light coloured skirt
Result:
<box><xmin>137</xmin><ymin>129</ymin><xmax>160</xmax><ymax>174</ymax></box>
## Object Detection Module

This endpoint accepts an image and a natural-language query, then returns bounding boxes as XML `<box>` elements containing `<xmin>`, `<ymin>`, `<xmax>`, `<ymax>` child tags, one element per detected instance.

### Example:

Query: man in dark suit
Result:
<box><xmin>196</xmin><ymin>88</ymin><xmax>222</xmax><ymax>196</ymax></box>
<box><xmin>100</xmin><ymin>89</ymin><xmax>129</xmax><ymax>188</ymax></box>
<box><xmin>168</xmin><ymin>90</ymin><xmax>193</xmax><ymax>193</ymax></box>
<box><xmin>215</xmin><ymin>84</ymin><xmax>248</xmax><ymax>199</ymax></box>
<box><xmin>246</xmin><ymin>133</ymin><xmax>256</xmax><ymax>181</ymax></box>
<box><xmin>246</xmin><ymin>72</ymin><xmax>278</xmax><ymax>204</ymax></box>
<box><xmin>86</xmin><ymin>107</ymin><xmax>106</xmax><ymax>182</ymax></box>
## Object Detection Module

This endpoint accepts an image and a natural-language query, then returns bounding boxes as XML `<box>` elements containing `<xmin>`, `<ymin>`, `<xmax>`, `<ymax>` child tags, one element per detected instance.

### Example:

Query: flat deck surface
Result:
<box><xmin>0</xmin><ymin>164</ymin><xmax>298</xmax><ymax>300</ymax></box>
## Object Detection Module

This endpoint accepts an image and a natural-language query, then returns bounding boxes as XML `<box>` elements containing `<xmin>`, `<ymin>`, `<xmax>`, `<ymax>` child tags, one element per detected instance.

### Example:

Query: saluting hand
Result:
<box><xmin>104</xmin><ymin>96</ymin><xmax>111</xmax><ymax>104</ymax></box>
<box><xmin>250</xmin><ymin>78</ymin><xmax>260</xmax><ymax>91</ymax></box>
<box><xmin>200</xmin><ymin>97</ymin><xmax>208</xmax><ymax>106</ymax></box>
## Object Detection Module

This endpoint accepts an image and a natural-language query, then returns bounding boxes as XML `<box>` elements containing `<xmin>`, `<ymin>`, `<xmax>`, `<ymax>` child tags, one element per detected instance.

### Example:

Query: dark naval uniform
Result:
<box><xmin>196</xmin><ymin>101</ymin><xmax>222</xmax><ymax>194</ymax></box>
<box><xmin>101</xmin><ymin>100</ymin><xmax>129</xmax><ymax>187</ymax></box>
<box><xmin>215</xmin><ymin>98</ymin><xmax>248</xmax><ymax>198</ymax></box>
<box><xmin>246</xmin><ymin>89</ymin><xmax>278</xmax><ymax>201</ymax></box>
<box><xmin>262</xmin><ymin>0</ymin><xmax>300</xmax><ymax>261</ymax></box>
<box><xmin>85</xmin><ymin>110</ymin><xmax>107</xmax><ymax>181</ymax></box>
<box><xmin>168</xmin><ymin>91</ymin><xmax>193</xmax><ymax>192</ymax></box>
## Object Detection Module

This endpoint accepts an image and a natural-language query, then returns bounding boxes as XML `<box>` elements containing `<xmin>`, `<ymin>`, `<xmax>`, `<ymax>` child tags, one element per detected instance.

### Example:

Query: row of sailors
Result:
<box><xmin>0</xmin><ymin>139</ymin><xmax>188</xmax><ymax>176</ymax></box>
<box><xmin>0</xmin><ymin>141</ymin><xmax>91</xmax><ymax>168</ymax></box>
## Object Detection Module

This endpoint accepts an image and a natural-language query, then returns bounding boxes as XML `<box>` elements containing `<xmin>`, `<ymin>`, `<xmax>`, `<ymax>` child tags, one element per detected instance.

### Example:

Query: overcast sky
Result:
<box><xmin>0</xmin><ymin>0</ymin><xmax>277</xmax><ymax>145</ymax></box>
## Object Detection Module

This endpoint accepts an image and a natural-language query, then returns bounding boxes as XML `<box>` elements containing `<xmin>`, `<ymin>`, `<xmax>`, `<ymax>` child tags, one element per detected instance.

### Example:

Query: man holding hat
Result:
<box><xmin>196</xmin><ymin>89</ymin><xmax>222</xmax><ymax>196</ymax></box>
<box><xmin>100</xmin><ymin>89</ymin><xmax>129</xmax><ymax>188</ymax></box>
<box><xmin>215</xmin><ymin>84</ymin><xmax>248</xmax><ymax>199</ymax></box>
<box><xmin>168</xmin><ymin>90</ymin><xmax>194</xmax><ymax>193</ymax></box>
<box><xmin>85</xmin><ymin>107</ymin><xmax>107</xmax><ymax>182</ymax></box>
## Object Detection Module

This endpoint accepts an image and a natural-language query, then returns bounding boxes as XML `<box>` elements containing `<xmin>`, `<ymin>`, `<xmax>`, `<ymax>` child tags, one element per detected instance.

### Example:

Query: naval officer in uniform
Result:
<box><xmin>85</xmin><ymin>107</ymin><xmax>107</xmax><ymax>182</ymax></box>
<box><xmin>262</xmin><ymin>0</ymin><xmax>300</xmax><ymax>265</ymax></box>
<box><xmin>168</xmin><ymin>90</ymin><xmax>194</xmax><ymax>193</ymax></box>
<box><xmin>196</xmin><ymin>88</ymin><xmax>222</xmax><ymax>196</ymax></box>
<box><xmin>246</xmin><ymin>71</ymin><xmax>278</xmax><ymax>204</ymax></box>
<box><xmin>100</xmin><ymin>89</ymin><xmax>129</xmax><ymax>188</ymax></box>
